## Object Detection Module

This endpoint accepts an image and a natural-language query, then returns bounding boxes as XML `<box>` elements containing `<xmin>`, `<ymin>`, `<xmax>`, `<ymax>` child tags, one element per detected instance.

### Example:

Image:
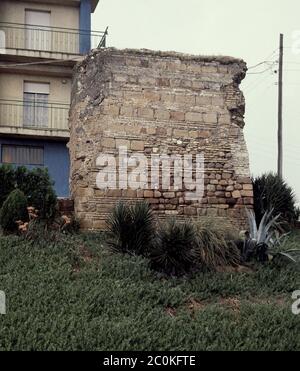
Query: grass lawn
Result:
<box><xmin>0</xmin><ymin>231</ymin><xmax>299</xmax><ymax>351</ymax></box>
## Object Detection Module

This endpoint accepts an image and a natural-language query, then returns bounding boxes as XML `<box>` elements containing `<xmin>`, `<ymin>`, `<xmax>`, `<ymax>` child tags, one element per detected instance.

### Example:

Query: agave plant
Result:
<box><xmin>243</xmin><ymin>208</ymin><xmax>300</xmax><ymax>264</ymax></box>
<box><xmin>268</xmin><ymin>230</ymin><xmax>300</xmax><ymax>265</ymax></box>
<box><xmin>106</xmin><ymin>201</ymin><xmax>156</xmax><ymax>256</ymax></box>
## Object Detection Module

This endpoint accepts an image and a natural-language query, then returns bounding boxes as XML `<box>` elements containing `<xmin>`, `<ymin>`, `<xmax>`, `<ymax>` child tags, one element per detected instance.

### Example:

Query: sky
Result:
<box><xmin>92</xmin><ymin>0</ymin><xmax>300</xmax><ymax>202</ymax></box>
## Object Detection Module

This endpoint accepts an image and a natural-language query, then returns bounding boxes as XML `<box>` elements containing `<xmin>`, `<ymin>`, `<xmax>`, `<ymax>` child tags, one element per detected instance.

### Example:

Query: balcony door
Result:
<box><xmin>23</xmin><ymin>82</ymin><xmax>50</xmax><ymax>128</ymax></box>
<box><xmin>25</xmin><ymin>10</ymin><xmax>51</xmax><ymax>51</ymax></box>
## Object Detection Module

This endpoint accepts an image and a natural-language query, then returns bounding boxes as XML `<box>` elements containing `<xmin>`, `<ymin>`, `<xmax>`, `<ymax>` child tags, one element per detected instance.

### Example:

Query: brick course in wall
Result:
<box><xmin>69</xmin><ymin>48</ymin><xmax>253</xmax><ymax>230</ymax></box>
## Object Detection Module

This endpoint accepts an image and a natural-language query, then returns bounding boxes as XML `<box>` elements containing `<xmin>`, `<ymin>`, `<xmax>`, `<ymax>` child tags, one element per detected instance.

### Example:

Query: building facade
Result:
<box><xmin>0</xmin><ymin>0</ymin><xmax>105</xmax><ymax>197</ymax></box>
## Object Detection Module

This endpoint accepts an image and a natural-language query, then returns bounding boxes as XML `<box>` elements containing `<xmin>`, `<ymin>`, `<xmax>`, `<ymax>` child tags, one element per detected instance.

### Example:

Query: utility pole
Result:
<box><xmin>277</xmin><ymin>33</ymin><xmax>284</xmax><ymax>177</ymax></box>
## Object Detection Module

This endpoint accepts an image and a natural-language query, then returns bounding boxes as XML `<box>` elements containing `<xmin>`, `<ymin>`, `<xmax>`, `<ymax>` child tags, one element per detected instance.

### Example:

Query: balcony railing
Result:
<box><xmin>0</xmin><ymin>22</ymin><xmax>108</xmax><ymax>55</ymax></box>
<box><xmin>0</xmin><ymin>99</ymin><xmax>69</xmax><ymax>132</ymax></box>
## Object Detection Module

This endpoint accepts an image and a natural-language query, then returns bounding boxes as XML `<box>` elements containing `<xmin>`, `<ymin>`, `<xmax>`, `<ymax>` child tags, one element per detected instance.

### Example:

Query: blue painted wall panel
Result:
<box><xmin>0</xmin><ymin>138</ymin><xmax>70</xmax><ymax>197</ymax></box>
<box><xmin>79</xmin><ymin>0</ymin><xmax>92</xmax><ymax>54</ymax></box>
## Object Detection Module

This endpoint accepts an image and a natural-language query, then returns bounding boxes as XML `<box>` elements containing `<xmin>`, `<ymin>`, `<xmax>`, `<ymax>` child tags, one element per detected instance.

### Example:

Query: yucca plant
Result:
<box><xmin>149</xmin><ymin>219</ymin><xmax>197</xmax><ymax>276</ymax></box>
<box><xmin>194</xmin><ymin>220</ymin><xmax>241</xmax><ymax>270</ymax></box>
<box><xmin>253</xmin><ymin>173</ymin><xmax>299</xmax><ymax>229</ymax></box>
<box><xmin>106</xmin><ymin>201</ymin><xmax>156</xmax><ymax>256</ymax></box>
<box><xmin>243</xmin><ymin>208</ymin><xmax>300</xmax><ymax>264</ymax></box>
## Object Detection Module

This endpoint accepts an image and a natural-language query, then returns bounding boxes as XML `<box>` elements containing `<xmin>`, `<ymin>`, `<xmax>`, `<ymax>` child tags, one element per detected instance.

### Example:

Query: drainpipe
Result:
<box><xmin>79</xmin><ymin>0</ymin><xmax>92</xmax><ymax>54</ymax></box>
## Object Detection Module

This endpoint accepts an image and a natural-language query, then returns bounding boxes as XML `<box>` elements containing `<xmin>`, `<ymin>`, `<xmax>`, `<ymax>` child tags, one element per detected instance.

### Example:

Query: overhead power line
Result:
<box><xmin>247</xmin><ymin>61</ymin><xmax>273</xmax><ymax>70</ymax></box>
<box><xmin>247</xmin><ymin>48</ymin><xmax>279</xmax><ymax>70</ymax></box>
<box><xmin>247</xmin><ymin>66</ymin><xmax>276</xmax><ymax>75</ymax></box>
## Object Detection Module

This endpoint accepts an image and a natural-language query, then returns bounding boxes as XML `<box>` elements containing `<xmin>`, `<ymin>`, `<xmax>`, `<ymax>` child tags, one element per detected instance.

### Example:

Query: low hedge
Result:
<box><xmin>0</xmin><ymin>164</ymin><xmax>57</xmax><ymax>219</ymax></box>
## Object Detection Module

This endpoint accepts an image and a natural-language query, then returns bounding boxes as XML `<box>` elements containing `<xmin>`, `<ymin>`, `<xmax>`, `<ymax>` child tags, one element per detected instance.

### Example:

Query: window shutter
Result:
<box><xmin>2</xmin><ymin>145</ymin><xmax>44</xmax><ymax>166</ymax></box>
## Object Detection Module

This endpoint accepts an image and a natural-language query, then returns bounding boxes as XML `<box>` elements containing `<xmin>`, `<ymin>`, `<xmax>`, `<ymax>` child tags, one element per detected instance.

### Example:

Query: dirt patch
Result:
<box><xmin>217</xmin><ymin>296</ymin><xmax>287</xmax><ymax>313</ymax></box>
<box><xmin>79</xmin><ymin>244</ymin><xmax>94</xmax><ymax>263</ymax></box>
<box><xmin>249</xmin><ymin>296</ymin><xmax>287</xmax><ymax>306</ymax></box>
<box><xmin>219</xmin><ymin>297</ymin><xmax>241</xmax><ymax>313</ymax></box>
<box><xmin>188</xmin><ymin>298</ymin><xmax>207</xmax><ymax>311</ymax></box>
<box><xmin>71</xmin><ymin>244</ymin><xmax>96</xmax><ymax>274</ymax></box>
<box><xmin>184</xmin><ymin>294</ymin><xmax>287</xmax><ymax>317</ymax></box>
<box><xmin>165</xmin><ymin>307</ymin><xmax>177</xmax><ymax>317</ymax></box>
<box><xmin>186</xmin><ymin>298</ymin><xmax>209</xmax><ymax>317</ymax></box>
<box><xmin>216</xmin><ymin>265</ymin><xmax>254</xmax><ymax>274</ymax></box>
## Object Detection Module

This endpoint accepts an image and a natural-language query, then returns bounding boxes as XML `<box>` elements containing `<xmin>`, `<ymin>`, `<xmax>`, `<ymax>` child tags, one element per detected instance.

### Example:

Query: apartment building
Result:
<box><xmin>0</xmin><ymin>0</ymin><xmax>106</xmax><ymax>197</ymax></box>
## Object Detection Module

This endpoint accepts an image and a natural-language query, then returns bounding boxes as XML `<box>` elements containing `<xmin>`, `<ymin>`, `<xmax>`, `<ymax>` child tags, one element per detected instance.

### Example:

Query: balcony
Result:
<box><xmin>0</xmin><ymin>22</ymin><xmax>108</xmax><ymax>57</ymax></box>
<box><xmin>0</xmin><ymin>99</ymin><xmax>70</xmax><ymax>139</ymax></box>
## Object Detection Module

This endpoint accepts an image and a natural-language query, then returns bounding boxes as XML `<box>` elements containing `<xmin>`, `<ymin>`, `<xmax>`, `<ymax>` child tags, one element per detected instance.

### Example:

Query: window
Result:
<box><xmin>23</xmin><ymin>82</ymin><xmax>50</xmax><ymax>128</ymax></box>
<box><xmin>1</xmin><ymin>145</ymin><xmax>44</xmax><ymax>166</ymax></box>
<box><xmin>25</xmin><ymin>10</ymin><xmax>51</xmax><ymax>51</ymax></box>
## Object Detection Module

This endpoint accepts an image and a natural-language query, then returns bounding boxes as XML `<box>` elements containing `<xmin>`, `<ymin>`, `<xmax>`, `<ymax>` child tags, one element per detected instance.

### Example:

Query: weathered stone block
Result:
<box><xmin>232</xmin><ymin>190</ymin><xmax>241</xmax><ymax>198</ymax></box>
<box><xmin>207</xmin><ymin>184</ymin><xmax>216</xmax><ymax>192</ymax></box>
<box><xmin>102</xmin><ymin>138</ymin><xmax>115</xmax><ymax>148</ymax></box>
<box><xmin>241</xmin><ymin>190</ymin><xmax>253</xmax><ymax>197</ymax></box>
<box><xmin>116</xmin><ymin>139</ymin><xmax>130</xmax><ymax>148</ymax></box>
<box><xmin>163</xmin><ymin>192</ymin><xmax>176</xmax><ymax>199</ymax></box>
<box><xmin>170</xmin><ymin>111</ymin><xmax>185</xmax><ymax>121</ymax></box>
<box><xmin>155</xmin><ymin>110</ymin><xmax>170</xmax><ymax>121</ymax></box>
<box><xmin>184</xmin><ymin>206</ymin><xmax>197</xmax><ymax>215</ymax></box>
<box><xmin>120</xmin><ymin>106</ymin><xmax>134</xmax><ymax>117</ymax></box>
<box><xmin>189</xmin><ymin>130</ymin><xmax>198</xmax><ymax>138</ymax></box>
<box><xmin>144</xmin><ymin>190</ymin><xmax>154</xmax><ymax>198</ymax></box>
<box><xmin>144</xmin><ymin>91</ymin><xmax>160</xmax><ymax>102</ymax></box>
<box><xmin>148</xmin><ymin>198</ymin><xmax>159</xmax><ymax>204</ymax></box>
<box><xmin>186</xmin><ymin>112</ymin><xmax>202</xmax><ymax>122</ymax></box>
<box><xmin>114</xmin><ymin>74</ymin><xmax>128</xmax><ymax>83</ymax></box>
<box><xmin>212</xmin><ymin>96</ymin><xmax>224</xmax><ymax>106</ymax></box>
<box><xmin>122</xmin><ymin>189</ymin><xmax>137</xmax><ymax>198</ymax></box>
<box><xmin>198</xmin><ymin>130</ymin><xmax>210</xmax><ymax>138</ymax></box>
<box><xmin>173</xmin><ymin>129</ymin><xmax>189</xmax><ymax>138</ymax></box>
<box><xmin>131</xmin><ymin>140</ymin><xmax>145</xmax><ymax>151</ymax></box>
<box><xmin>196</xmin><ymin>95</ymin><xmax>212</xmax><ymax>105</ymax></box>
<box><xmin>138</xmin><ymin>108</ymin><xmax>154</xmax><ymax>119</ymax></box>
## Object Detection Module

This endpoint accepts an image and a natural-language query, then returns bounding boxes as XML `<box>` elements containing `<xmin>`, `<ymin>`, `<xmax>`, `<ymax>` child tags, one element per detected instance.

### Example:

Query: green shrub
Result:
<box><xmin>253</xmin><ymin>172</ymin><xmax>299</xmax><ymax>228</ymax></box>
<box><xmin>106</xmin><ymin>201</ymin><xmax>156</xmax><ymax>255</ymax></box>
<box><xmin>18</xmin><ymin>167</ymin><xmax>57</xmax><ymax>219</ymax></box>
<box><xmin>194</xmin><ymin>219</ymin><xmax>241</xmax><ymax>270</ymax></box>
<box><xmin>0</xmin><ymin>189</ymin><xmax>28</xmax><ymax>233</ymax></box>
<box><xmin>16</xmin><ymin>208</ymin><xmax>80</xmax><ymax>246</ymax></box>
<box><xmin>0</xmin><ymin>165</ymin><xmax>57</xmax><ymax>220</ymax></box>
<box><xmin>22</xmin><ymin>219</ymin><xmax>64</xmax><ymax>247</ymax></box>
<box><xmin>0</xmin><ymin>164</ymin><xmax>15</xmax><ymax>207</ymax></box>
<box><xmin>150</xmin><ymin>219</ymin><xmax>197</xmax><ymax>276</ymax></box>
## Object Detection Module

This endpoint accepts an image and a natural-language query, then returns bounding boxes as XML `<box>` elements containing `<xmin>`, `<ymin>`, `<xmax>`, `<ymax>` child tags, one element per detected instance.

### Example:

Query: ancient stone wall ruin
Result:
<box><xmin>69</xmin><ymin>48</ymin><xmax>253</xmax><ymax>230</ymax></box>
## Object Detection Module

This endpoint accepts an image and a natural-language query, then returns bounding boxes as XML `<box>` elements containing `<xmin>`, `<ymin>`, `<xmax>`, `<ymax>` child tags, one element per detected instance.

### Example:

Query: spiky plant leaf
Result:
<box><xmin>150</xmin><ymin>219</ymin><xmax>197</xmax><ymax>276</ymax></box>
<box><xmin>246</xmin><ymin>207</ymin><xmax>258</xmax><ymax>239</ymax></box>
<box><xmin>278</xmin><ymin>251</ymin><xmax>298</xmax><ymax>263</ymax></box>
<box><xmin>245</xmin><ymin>209</ymin><xmax>300</xmax><ymax>264</ymax></box>
<box><xmin>106</xmin><ymin>201</ymin><xmax>155</xmax><ymax>255</ymax></box>
<box><xmin>130</xmin><ymin>201</ymin><xmax>157</xmax><ymax>255</ymax></box>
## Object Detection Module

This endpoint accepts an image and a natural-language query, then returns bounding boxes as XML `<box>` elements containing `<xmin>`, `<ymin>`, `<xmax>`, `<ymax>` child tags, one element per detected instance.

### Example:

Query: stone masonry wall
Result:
<box><xmin>69</xmin><ymin>48</ymin><xmax>253</xmax><ymax>230</ymax></box>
